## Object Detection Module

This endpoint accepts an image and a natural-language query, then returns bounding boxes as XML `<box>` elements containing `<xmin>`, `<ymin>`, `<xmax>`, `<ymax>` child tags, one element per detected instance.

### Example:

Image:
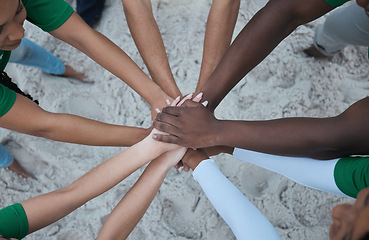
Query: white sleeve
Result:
<box><xmin>193</xmin><ymin>159</ymin><xmax>281</xmax><ymax>240</ymax></box>
<box><xmin>233</xmin><ymin>148</ymin><xmax>347</xmax><ymax>197</ymax></box>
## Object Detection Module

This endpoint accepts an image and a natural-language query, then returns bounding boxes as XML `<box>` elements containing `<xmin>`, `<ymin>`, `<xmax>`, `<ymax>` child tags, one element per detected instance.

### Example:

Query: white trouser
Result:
<box><xmin>314</xmin><ymin>2</ymin><xmax>369</xmax><ymax>56</ymax></box>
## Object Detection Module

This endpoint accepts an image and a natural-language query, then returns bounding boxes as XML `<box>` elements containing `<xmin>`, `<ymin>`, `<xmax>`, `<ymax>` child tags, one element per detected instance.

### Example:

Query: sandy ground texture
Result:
<box><xmin>1</xmin><ymin>0</ymin><xmax>369</xmax><ymax>239</ymax></box>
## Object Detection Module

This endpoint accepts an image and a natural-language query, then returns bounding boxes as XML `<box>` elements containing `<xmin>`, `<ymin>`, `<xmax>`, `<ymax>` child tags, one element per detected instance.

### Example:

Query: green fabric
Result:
<box><xmin>334</xmin><ymin>156</ymin><xmax>369</xmax><ymax>198</ymax></box>
<box><xmin>0</xmin><ymin>82</ymin><xmax>16</xmax><ymax>117</ymax></box>
<box><xmin>0</xmin><ymin>51</ymin><xmax>11</xmax><ymax>71</ymax></box>
<box><xmin>22</xmin><ymin>0</ymin><xmax>74</xmax><ymax>32</ymax></box>
<box><xmin>0</xmin><ymin>203</ymin><xmax>29</xmax><ymax>239</ymax></box>
<box><xmin>323</xmin><ymin>0</ymin><xmax>350</xmax><ymax>7</ymax></box>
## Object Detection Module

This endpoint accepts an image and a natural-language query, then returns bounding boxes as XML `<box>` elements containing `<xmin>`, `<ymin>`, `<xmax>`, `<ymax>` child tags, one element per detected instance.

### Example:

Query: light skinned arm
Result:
<box><xmin>121</xmin><ymin>0</ymin><xmax>181</xmax><ymax>99</ymax></box>
<box><xmin>196</xmin><ymin>0</ymin><xmax>334</xmax><ymax>111</ymax></box>
<box><xmin>96</xmin><ymin>147</ymin><xmax>186</xmax><ymax>239</ymax></box>
<box><xmin>196</xmin><ymin>0</ymin><xmax>240</xmax><ymax>92</ymax></box>
<box><xmin>153</xmin><ymin>97</ymin><xmax>369</xmax><ymax>160</ymax></box>
<box><xmin>50</xmin><ymin>12</ymin><xmax>169</xmax><ymax>110</ymax></box>
<box><xmin>0</xmin><ymin>94</ymin><xmax>148</xmax><ymax>146</ymax></box>
<box><xmin>20</xmin><ymin>126</ymin><xmax>184</xmax><ymax>235</ymax></box>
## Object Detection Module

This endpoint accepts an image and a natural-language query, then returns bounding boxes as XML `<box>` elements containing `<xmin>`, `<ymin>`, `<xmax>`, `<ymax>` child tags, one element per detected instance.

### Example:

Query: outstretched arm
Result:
<box><xmin>153</xmin><ymin>97</ymin><xmax>369</xmax><ymax>159</ymax></box>
<box><xmin>0</xmin><ymin>94</ymin><xmax>148</xmax><ymax>146</ymax></box>
<box><xmin>97</xmin><ymin>147</ymin><xmax>186</xmax><ymax>239</ymax></box>
<box><xmin>19</xmin><ymin>127</ymin><xmax>183</xmax><ymax>235</ymax></box>
<box><xmin>121</xmin><ymin>0</ymin><xmax>182</xmax><ymax>99</ymax></box>
<box><xmin>196</xmin><ymin>0</ymin><xmax>240</xmax><ymax>92</ymax></box>
<box><xmin>50</xmin><ymin>12</ymin><xmax>170</xmax><ymax>111</ymax></box>
<box><xmin>197</xmin><ymin>0</ymin><xmax>334</xmax><ymax>111</ymax></box>
<box><xmin>183</xmin><ymin>152</ymin><xmax>281</xmax><ymax>239</ymax></box>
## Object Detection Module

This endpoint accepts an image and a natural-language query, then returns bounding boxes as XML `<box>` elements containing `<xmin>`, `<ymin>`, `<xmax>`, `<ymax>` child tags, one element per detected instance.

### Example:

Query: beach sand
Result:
<box><xmin>1</xmin><ymin>0</ymin><xmax>368</xmax><ymax>239</ymax></box>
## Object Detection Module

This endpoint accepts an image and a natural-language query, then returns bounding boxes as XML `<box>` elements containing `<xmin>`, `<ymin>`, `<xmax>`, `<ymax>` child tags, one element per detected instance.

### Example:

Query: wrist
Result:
<box><xmin>135</xmin><ymin>135</ymin><xmax>163</xmax><ymax>160</ymax></box>
<box><xmin>207</xmin><ymin>119</ymin><xmax>223</xmax><ymax>147</ymax></box>
<box><xmin>147</xmin><ymin>85</ymin><xmax>170</xmax><ymax>109</ymax></box>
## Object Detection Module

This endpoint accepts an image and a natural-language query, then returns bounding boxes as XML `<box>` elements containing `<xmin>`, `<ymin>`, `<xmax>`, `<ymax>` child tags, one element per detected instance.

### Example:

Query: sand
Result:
<box><xmin>1</xmin><ymin>0</ymin><xmax>368</xmax><ymax>239</ymax></box>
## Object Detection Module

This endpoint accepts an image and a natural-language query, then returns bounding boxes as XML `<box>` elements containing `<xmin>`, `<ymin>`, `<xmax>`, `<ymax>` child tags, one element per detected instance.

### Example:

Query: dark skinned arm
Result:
<box><xmin>198</xmin><ymin>0</ymin><xmax>334</xmax><ymax>111</ymax></box>
<box><xmin>153</xmin><ymin>97</ymin><xmax>369</xmax><ymax>160</ymax></box>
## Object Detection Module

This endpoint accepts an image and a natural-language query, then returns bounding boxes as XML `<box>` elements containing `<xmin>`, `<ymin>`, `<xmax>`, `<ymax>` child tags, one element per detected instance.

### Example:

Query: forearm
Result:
<box><xmin>39</xmin><ymin>113</ymin><xmax>149</xmax><ymax>147</ymax></box>
<box><xmin>97</xmin><ymin>158</ymin><xmax>170</xmax><ymax>239</ymax></box>
<box><xmin>0</xmin><ymin>94</ymin><xmax>149</xmax><ymax>146</ymax></box>
<box><xmin>21</xmin><ymin>137</ymin><xmax>161</xmax><ymax>234</ymax></box>
<box><xmin>215</xmin><ymin>97</ymin><xmax>369</xmax><ymax>159</ymax></box>
<box><xmin>122</xmin><ymin>0</ymin><xmax>181</xmax><ymax>99</ymax></box>
<box><xmin>51</xmin><ymin>12</ymin><xmax>169</xmax><ymax>108</ymax></box>
<box><xmin>196</xmin><ymin>0</ymin><xmax>240</xmax><ymax>91</ymax></box>
<box><xmin>199</xmin><ymin>0</ymin><xmax>333</xmax><ymax>111</ymax></box>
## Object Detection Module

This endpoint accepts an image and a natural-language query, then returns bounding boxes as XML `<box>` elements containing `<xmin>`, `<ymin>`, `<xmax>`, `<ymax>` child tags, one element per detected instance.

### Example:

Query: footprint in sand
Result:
<box><xmin>239</xmin><ymin>163</ymin><xmax>277</xmax><ymax>198</ymax></box>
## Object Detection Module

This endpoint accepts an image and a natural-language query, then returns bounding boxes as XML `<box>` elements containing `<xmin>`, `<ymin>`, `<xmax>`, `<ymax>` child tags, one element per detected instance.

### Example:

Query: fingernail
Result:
<box><xmin>175</xmin><ymin>96</ymin><xmax>180</xmax><ymax>100</ymax></box>
<box><xmin>202</xmin><ymin>100</ymin><xmax>208</xmax><ymax>107</ymax></box>
<box><xmin>152</xmin><ymin>135</ymin><xmax>157</xmax><ymax>139</ymax></box>
<box><xmin>187</xmin><ymin>93</ymin><xmax>193</xmax><ymax>98</ymax></box>
<box><xmin>194</xmin><ymin>92</ymin><xmax>203</xmax><ymax>100</ymax></box>
<box><xmin>155</xmin><ymin>108</ymin><xmax>160</xmax><ymax>113</ymax></box>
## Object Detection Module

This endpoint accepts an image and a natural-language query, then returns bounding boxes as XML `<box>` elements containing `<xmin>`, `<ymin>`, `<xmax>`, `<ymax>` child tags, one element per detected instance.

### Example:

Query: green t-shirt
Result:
<box><xmin>0</xmin><ymin>203</ymin><xmax>29</xmax><ymax>239</ymax></box>
<box><xmin>334</xmin><ymin>156</ymin><xmax>369</xmax><ymax>198</ymax></box>
<box><xmin>0</xmin><ymin>0</ymin><xmax>74</xmax><ymax>71</ymax></box>
<box><xmin>0</xmin><ymin>82</ymin><xmax>16</xmax><ymax>117</ymax></box>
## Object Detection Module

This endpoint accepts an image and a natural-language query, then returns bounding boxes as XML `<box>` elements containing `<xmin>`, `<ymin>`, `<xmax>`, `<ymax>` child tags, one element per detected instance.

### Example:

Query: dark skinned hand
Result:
<box><xmin>152</xmin><ymin>100</ymin><xmax>219</xmax><ymax>149</ymax></box>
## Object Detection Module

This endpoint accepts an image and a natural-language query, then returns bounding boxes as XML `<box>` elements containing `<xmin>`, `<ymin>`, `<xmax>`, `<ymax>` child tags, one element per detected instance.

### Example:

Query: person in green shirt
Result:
<box><xmin>0</xmin><ymin>0</ymin><xmax>184</xmax><ymax>147</ymax></box>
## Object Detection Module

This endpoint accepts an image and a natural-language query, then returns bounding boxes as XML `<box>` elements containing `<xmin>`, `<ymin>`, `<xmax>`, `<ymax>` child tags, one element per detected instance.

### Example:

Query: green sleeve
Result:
<box><xmin>323</xmin><ymin>0</ymin><xmax>350</xmax><ymax>7</ymax></box>
<box><xmin>0</xmin><ymin>81</ymin><xmax>16</xmax><ymax>117</ymax></box>
<box><xmin>22</xmin><ymin>0</ymin><xmax>74</xmax><ymax>32</ymax></box>
<box><xmin>0</xmin><ymin>203</ymin><xmax>29</xmax><ymax>239</ymax></box>
<box><xmin>334</xmin><ymin>156</ymin><xmax>369</xmax><ymax>198</ymax></box>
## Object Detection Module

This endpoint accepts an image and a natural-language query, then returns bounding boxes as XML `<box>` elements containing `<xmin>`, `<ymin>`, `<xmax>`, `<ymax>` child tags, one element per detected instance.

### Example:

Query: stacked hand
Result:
<box><xmin>149</xmin><ymin>93</ymin><xmax>211</xmax><ymax>171</ymax></box>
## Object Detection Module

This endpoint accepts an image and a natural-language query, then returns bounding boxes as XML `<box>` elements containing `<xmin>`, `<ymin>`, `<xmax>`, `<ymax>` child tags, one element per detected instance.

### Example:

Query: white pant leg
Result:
<box><xmin>314</xmin><ymin>2</ymin><xmax>369</xmax><ymax>55</ymax></box>
<box><xmin>193</xmin><ymin>159</ymin><xmax>281</xmax><ymax>240</ymax></box>
<box><xmin>233</xmin><ymin>148</ymin><xmax>347</xmax><ymax>197</ymax></box>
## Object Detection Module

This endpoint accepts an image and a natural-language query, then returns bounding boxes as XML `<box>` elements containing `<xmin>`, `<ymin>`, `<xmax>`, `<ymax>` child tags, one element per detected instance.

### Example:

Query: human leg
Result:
<box><xmin>0</xmin><ymin>143</ymin><xmax>14</xmax><ymax>168</ymax></box>
<box><xmin>309</xmin><ymin>3</ymin><xmax>369</xmax><ymax>56</ymax></box>
<box><xmin>9</xmin><ymin>38</ymin><xmax>87</xmax><ymax>80</ymax></box>
<box><xmin>0</xmin><ymin>143</ymin><xmax>30</xmax><ymax>178</ymax></box>
<box><xmin>9</xmin><ymin>38</ymin><xmax>65</xmax><ymax>75</ymax></box>
<box><xmin>76</xmin><ymin>0</ymin><xmax>106</xmax><ymax>26</ymax></box>
<box><xmin>233</xmin><ymin>148</ymin><xmax>346</xmax><ymax>196</ymax></box>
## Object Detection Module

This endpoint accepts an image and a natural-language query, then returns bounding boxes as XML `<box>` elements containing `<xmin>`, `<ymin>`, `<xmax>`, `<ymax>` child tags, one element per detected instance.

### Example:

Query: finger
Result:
<box><xmin>170</xmin><ymin>96</ymin><xmax>181</xmax><ymax>106</ymax></box>
<box><xmin>155</xmin><ymin>112</ymin><xmax>181</xmax><ymax>128</ymax></box>
<box><xmin>178</xmin><ymin>93</ymin><xmax>193</xmax><ymax>106</ymax></box>
<box><xmin>152</xmin><ymin>120</ymin><xmax>179</xmax><ymax>136</ymax></box>
<box><xmin>152</xmin><ymin>132</ymin><xmax>181</xmax><ymax>144</ymax></box>
<box><xmin>161</xmin><ymin>106</ymin><xmax>182</xmax><ymax>116</ymax></box>
<box><xmin>174</xmin><ymin>161</ymin><xmax>183</xmax><ymax>169</ymax></box>
<box><xmin>192</xmin><ymin>92</ymin><xmax>203</xmax><ymax>103</ymax></box>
